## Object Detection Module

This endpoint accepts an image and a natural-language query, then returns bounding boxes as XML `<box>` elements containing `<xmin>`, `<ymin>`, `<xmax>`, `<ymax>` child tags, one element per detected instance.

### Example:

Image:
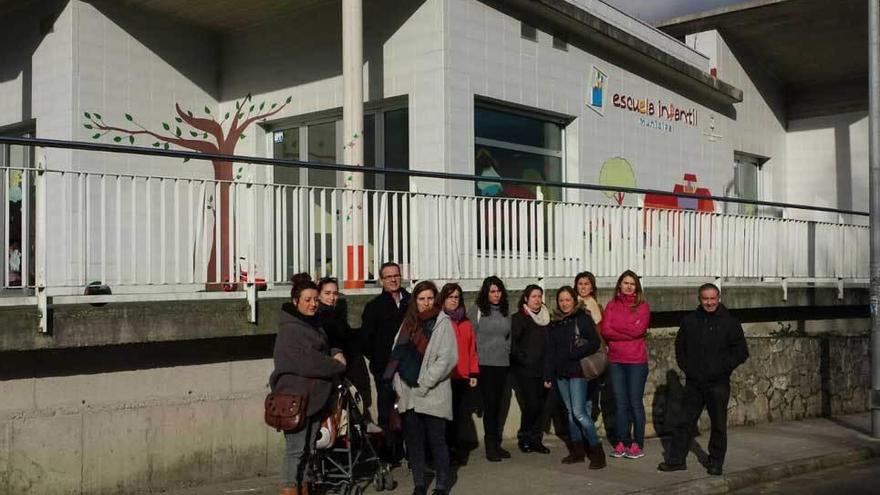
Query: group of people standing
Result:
<box><xmin>270</xmin><ymin>262</ymin><xmax>749</xmax><ymax>495</ymax></box>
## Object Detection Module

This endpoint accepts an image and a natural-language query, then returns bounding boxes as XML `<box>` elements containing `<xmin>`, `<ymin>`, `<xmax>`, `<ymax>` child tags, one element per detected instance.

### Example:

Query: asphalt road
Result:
<box><xmin>732</xmin><ymin>459</ymin><xmax>880</xmax><ymax>494</ymax></box>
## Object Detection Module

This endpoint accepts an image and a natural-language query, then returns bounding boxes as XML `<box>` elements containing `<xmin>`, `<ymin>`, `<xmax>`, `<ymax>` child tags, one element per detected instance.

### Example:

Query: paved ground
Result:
<box><xmin>165</xmin><ymin>414</ymin><xmax>880</xmax><ymax>495</ymax></box>
<box><xmin>732</xmin><ymin>459</ymin><xmax>880</xmax><ymax>494</ymax></box>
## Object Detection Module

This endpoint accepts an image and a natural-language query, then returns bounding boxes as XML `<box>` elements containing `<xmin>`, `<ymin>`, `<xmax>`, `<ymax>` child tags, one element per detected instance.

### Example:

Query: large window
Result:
<box><xmin>734</xmin><ymin>152</ymin><xmax>763</xmax><ymax>216</ymax></box>
<box><xmin>474</xmin><ymin>103</ymin><xmax>564</xmax><ymax>201</ymax></box>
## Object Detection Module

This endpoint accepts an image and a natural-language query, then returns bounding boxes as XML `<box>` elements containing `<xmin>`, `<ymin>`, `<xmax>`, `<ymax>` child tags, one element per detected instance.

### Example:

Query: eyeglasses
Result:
<box><xmin>382</xmin><ymin>274</ymin><xmax>401</xmax><ymax>280</ymax></box>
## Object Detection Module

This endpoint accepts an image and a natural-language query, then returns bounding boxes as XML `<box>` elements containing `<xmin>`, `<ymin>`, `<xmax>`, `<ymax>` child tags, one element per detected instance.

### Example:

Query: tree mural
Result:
<box><xmin>82</xmin><ymin>93</ymin><xmax>291</xmax><ymax>286</ymax></box>
<box><xmin>599</xmin><ymin>156</ymin><xmax>636</xmax><ymax>205</ymax></box>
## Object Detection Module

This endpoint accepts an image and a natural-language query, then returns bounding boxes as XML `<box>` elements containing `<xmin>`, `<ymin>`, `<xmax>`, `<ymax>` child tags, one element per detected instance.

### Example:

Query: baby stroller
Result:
<box><xmin>312</xmin><ymin>380</ymin><xmax>397</xmax><ymax>494</ymax></box>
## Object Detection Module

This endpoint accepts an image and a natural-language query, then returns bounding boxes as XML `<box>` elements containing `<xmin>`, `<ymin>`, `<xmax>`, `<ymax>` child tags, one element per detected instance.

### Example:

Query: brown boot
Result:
<box><xmin>300</xmin><ymin>483</ymin><xmax>311</xmax><ymax>495</ymax></box>
<box><xmin>587</xmin><ymin>443</ymin><xmax>607</xmax><ymax>470</ymax></box>
<box><xmin>561</xmin><ymin>441</ymin><xmax>585</xmax><ymax>464</ymax></box>
<box><xmin>279</xmin><ymin>486</ymin><xmax>300</xmax><ymax>495</ymax></box>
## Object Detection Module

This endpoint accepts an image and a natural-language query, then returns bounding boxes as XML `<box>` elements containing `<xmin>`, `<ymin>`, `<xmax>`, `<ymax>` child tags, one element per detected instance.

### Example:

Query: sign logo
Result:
<box><xmin>588</xmin><ymin>65</ymin><xmax>608</xmax><ymax>115</ymax></box>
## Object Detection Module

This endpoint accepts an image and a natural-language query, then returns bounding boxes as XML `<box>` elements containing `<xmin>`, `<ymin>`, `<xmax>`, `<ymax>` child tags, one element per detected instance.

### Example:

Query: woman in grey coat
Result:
<box><xmin>386</xmin><ymin>280</ymin><xmax>458</xmax><ymax>495</ymax></box>
<box><xmin>270</xmin><ymin>273</ymin><xmax>347</xmax><ymax>495</ymax></box>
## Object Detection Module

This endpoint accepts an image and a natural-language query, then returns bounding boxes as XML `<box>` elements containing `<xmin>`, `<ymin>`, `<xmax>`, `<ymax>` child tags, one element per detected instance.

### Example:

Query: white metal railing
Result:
<box><xmin>7</xmin><ymin>168</ymin><xmax>864</xmax><ymax>295</ymax></box>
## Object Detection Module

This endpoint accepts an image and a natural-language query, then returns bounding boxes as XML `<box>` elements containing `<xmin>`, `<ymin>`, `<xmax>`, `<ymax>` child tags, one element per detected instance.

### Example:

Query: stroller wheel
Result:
<box><xmin>381</xmin><ymin>470</ymin><xmax>397</xmax><ymax>491</ymax></box>
<box><xmin>373</xmin><ymin>472</ymin><xmax>386</xmax><ymax>492</ymax></box>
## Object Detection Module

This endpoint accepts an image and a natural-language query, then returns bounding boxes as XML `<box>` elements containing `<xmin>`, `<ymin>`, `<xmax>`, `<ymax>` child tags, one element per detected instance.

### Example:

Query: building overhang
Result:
<box><xmin>657</xmin><ymin>0</ymin><xmax>869</xmax><ymax>120</ymax></box>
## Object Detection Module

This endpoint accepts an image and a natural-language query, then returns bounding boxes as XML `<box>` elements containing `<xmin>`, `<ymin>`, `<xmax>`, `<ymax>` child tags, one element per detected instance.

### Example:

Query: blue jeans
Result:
<box><xmin>608</xmin><ymin>363</ymin><xmax>649</xmax><ymax>448</ymax></box>
<box><xmin>556</xmin><ymin>377</ymin><xmax>600</xmax><ymax>446</ymax></box>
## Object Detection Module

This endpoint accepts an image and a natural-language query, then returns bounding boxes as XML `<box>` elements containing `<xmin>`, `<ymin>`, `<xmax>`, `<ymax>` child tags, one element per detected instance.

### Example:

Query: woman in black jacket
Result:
<box><xmin>316</xmin><ymin>277</ymin><xmax>373</xmax><ymax>420</ymax></box>
<box><xmin>270</xmin><ymin>273</ymin><xmax>347</xmax><ymax>495</ymax></box>
<box><xmin>510</xmin><ymin>284</ymin><xmax>551</xmax><ymax>454</ymax></box>
<box><xmin>545</xmin><ymin>286</ymin><xmax>606</xmax><ymax>469</ymax></box>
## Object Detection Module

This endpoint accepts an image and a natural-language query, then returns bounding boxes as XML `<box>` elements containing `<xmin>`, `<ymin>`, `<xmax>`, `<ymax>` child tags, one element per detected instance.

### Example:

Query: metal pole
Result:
<box><xmin>868</xmin><ymin>0</ymin><xmax>880</xmax><ymax>438</ymax></box>
<box><xmin>342</xmin><ymin>0</ymin><xmax>365</xmax><ymax>288</ymax></box>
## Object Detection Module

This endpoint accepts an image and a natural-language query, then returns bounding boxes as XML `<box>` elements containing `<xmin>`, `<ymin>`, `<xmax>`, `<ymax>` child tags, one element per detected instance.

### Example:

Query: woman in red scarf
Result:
<box><xmin>601</xmin><ymin>270</ymin><xmax>651</xmax><ymax>461</ymax></box>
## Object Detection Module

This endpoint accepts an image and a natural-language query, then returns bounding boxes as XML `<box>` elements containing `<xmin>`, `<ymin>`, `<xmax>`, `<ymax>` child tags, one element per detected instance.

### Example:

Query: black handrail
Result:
<box><xmin>0</xmin><ymin>136</ymin><xmax>868</xmax><ymax>217</ymax></box>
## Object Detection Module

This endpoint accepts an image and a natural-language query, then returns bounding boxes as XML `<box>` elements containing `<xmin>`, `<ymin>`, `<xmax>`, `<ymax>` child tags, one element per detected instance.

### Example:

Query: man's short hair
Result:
<box><xmin>698</xmin><ymin>283</ymin><xmax>720</xmax><ymax>297</ymax></box>
<box><xmin>379</xmin><ymin>261</ymin><xmax>401</xmax><ymax>278</ymax></box>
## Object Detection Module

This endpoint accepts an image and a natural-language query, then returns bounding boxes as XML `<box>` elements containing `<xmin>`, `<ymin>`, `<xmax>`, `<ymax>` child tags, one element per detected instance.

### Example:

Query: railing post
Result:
<box><xmin>35</xmin><ymin>148</ymin><xmax>48</xmax><ymax>333</ymax></box>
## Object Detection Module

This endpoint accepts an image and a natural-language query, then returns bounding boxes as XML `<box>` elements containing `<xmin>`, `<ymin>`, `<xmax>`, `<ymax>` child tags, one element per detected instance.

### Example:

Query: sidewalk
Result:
<box><xmin>166</xmin><ymin>414</ymin><xmax>880</xmax><ymax>495</ymax></box>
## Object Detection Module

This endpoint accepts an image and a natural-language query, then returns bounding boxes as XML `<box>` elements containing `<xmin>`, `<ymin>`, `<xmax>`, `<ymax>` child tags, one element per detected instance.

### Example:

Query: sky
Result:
<box><xmin>601</xmin><ymin>0</ymin><xmax>750</xmax><ymax>23</ymax></box>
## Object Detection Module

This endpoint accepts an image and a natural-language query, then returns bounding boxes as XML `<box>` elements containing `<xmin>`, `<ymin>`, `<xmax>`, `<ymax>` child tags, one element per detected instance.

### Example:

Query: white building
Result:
<box><xmin>0</xmin><ymin>0</ymin><xmax>869</xmax><ymax>293</ymax></box>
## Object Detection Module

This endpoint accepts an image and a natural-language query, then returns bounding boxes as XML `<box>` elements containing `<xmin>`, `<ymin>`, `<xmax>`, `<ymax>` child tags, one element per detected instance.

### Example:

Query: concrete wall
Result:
<box><xmin>0</xmin><ymin>332</ymin><xmax>869</xmax><ymax>495</ymax></box>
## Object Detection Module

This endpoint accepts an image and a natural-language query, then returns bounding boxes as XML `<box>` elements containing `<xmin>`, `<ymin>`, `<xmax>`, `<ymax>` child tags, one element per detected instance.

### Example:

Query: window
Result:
<box><xmin>1</xmin><ymin>124</ymin><xmax>35</xmax><ymax>288</ymax></box>
<box><xmin>474</xmin><ymin>104</ymin><xmax>564</xmax><ymax>201</ymax></box>
<box><xmin>552</xmin><ymin>34</ymin><xmax>568</xmax><ymax>51</ymax></box>
<box><xmin>734</xmin><ymin>152</ymin><xmax>764</xmax><ymax>215</ymax></box>
<box><xmin>521</xmin><ymin>22</ymin><xmax>537</xmax><ymax>42</ymax></box>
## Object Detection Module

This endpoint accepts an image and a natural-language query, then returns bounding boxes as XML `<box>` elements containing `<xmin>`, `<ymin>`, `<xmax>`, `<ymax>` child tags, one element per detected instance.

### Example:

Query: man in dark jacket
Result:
<box><xmin>658</xmin><ymin>283</ymin><xmax>749</xmax><ymax>476</ymax></box>
<box><xmin>361</xmin><ymin>261</ymin><xmax>410</xmax><ymax>457</ymax></box>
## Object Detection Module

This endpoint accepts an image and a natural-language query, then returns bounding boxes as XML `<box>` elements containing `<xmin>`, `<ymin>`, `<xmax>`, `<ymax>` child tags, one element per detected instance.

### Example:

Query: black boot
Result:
<box><xmin>586</xmin><ymin>443</ymin><xmax>607</xmax><ymax>470</ymax></box>
<box><xmin>485</xmin><ymin>441</ymin><xmax>501</xmax><ymax>462</ymax></box>
<box><xmin>495</xmin><ymin>440</ymin><xmax>511</xmax><ymax>459</ymax></box>
<box><xmin>530</xmin><ymin>440</ymin><xmax>551</xmax><ymax>454</ymax></box>
<box><xmin>561</xmin><ymin>442</ymin><xmax>585</xmax><ymax>464</ymax></box>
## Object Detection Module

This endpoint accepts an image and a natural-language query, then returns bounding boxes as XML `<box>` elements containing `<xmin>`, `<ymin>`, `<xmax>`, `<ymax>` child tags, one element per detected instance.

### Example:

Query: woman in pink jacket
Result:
<box><xmin>601</xmin><ymin>270</ymin><xmax>651</xmax><ymax>460</ymax></box>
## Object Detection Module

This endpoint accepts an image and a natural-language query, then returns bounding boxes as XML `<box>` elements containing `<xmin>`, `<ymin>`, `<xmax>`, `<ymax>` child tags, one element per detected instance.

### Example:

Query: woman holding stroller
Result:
<box><xmin>316</xmin><ymin>277</ymin><xmax>374</xmax><ymax>426</ymax></box>
<box><xmin>544</xmin><ymin>286</ymin><xmax>607</xmax><ymax>469</ymax></box>
<box><xmin>270</xmin><ymin>273</ymin><xmax>347</xmax><ymax>495</ymax></box>
<box><xmin>386</xmin><ymin>280</ymin><xmax>458</xmax><ymax>495</ymax></box>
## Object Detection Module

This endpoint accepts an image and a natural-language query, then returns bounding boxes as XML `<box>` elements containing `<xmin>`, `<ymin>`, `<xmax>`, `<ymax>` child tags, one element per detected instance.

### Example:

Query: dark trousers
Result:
<box><xmin>668</xmin><ymin>380</ymin><xmax>731</xmax><ymax>466</ymax></box>
<box><xmin>589</xmin><ymin>371</ymin><xmax>618</xmax><ymax>444</ymax></box>
<box><xmin>403</xmin><ymin>411</ymin><xmax>451</xmax><ymax>491</ymax></box>
<box><xmin>374</xmin><ymin>374</ymin><xmax>403</xmax><ymax>461</ymax></box>
<box><xmin>514</xmin><ymin>372</ymin><xmax>547</xmax><ymax>444</ymax></box>
<box><xmin>478</xmin><ymin>365</ymin><xmax>509</xmax><ymax>445</ymax></box>
<box><xmin>448</xmin><ymin>378</ymin><xmax>471</xmax><ymax>453</ymax></box>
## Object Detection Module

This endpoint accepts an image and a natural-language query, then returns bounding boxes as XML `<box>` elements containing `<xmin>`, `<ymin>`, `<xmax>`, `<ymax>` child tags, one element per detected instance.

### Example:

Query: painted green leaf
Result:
<box><xmin>190</xmin><ymin>131</ymin><xmax>198</xmax><ymax>137</ymax></box>
<box><xmin>83</xmin><ymin>124</ymin><xmax>93</xmax><ymax>129</ymax></box>
<box><xmin>247</xmin><ymin>93</ymin><xmax>252</xmax><ymax>101</ymax></box>
<box><xmin>175</xmin><ymin>127</ymin><xmax>182</xmax><ymax>137</ymax></box>
<box><xmin>113</xmin><ymin>136</ymin><xmax>122</xmax><ymax>142</ymax></box>
<box><xmin>204</xmin><ymin>106</ymin><xmax>211</xmax><ymax>114</ymax></box>
<box><xmin>84</xmin><ymin>112</ymin><xmax>92</xmax><ymax>119</ymax></box>
<box><xmin>94</xmin><ymin>113</ymin><xmax>102</xmax><ymax>120</ymax></box>
<box><xmin>239</xmin><ymin>134</ymin><xmax>246</xmax><ymax>140</ymax></box>
<box><xmin>285</xmin><ymin>96</ymin><xmax>292</xmax><ymax>104</ymax></box>
<box><xmin>128</xmin><ymin>136</ymin><xmax>134</xmax><ymax>144</ymax></box>
<box><xmin>175</xmin><ymin>117</ymin><xmax>183</xmax><ymax>123</ymax></box>
<box><xmin>224</xmin><ymin>112</ymin><xmax>230</xmax><ymax>120</ymax></box>
<box><xmin>163</xmin><ymin>143</ymin><xmax>170</xmax><ymax>150</ymax></box>
<box><xmin>187</xmin><ymin>110</ymin><xmax>193</xmax><ymax>117</ymax></box>
<box><xmin>92</xmin><ymin>133</ymin><xmax>101</xmax><ymax>139</ymax></box>
<box><xmin>237</xmin><ymin>113</ymin><xmax>243</xmax><ymax>119</ymax></box>
<box><xmin>259</xmin><ymin>102</ymin><xmax>265</xmax><ymax>111</ymax></box>
<box><xmin>249</xmin><ymin>105</ymin><xmax>254</xmax><ymax>112</ymax></box>
<box><xmin>125</xmin><ymin>114</ymin><xmax>133</xmax><ymax>121</ymax></box>
<box><xmin>183</xmin><ymin>157</ymin><xmax>190</xmax><ymax>163</ymax></box>
<box><xmin>162</xmin><ymin>122</ymin><xmax>170</xmax><ymax>131</ymax></box>
<box><xmin>152</xmin><ymin>142</ymin><xmax>160</xmax><ymax>147</ymax></box>
<box><xmin>202</xmin><ymin>132</ymin><xmax>207</xmax><ymax>138</ymax></box>
<box><xmin>271</xmin><ymin>103</ymin><xmax>277</xmax><ymax>109</ymax></box>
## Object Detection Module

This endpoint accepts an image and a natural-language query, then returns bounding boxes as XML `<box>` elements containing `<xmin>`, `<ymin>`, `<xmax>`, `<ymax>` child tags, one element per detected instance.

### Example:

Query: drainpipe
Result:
<box><xmin>342</xmin><ymin>0</ymin><xmax>365</xmax><ymax>288</ymax></box>
<box><xmin>868</xmin><ymin>0</ymin><xmax>880</xmax><ymax>438</ymax></box>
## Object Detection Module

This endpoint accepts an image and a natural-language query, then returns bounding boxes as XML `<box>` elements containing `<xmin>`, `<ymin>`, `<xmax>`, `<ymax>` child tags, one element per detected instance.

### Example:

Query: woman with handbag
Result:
<box><xmin>510</xmin><ymin>284</ymin><xmax>552</xmax><ymax>455</ymax></box>
<box><xmin>466</xmin><ymin>275</ymin><xmax>512</xmax><ymax>462</ymax></box>
<box><xmin>602</xmin><ymin>270</ymin><xmax>651</xmax><ymax>461</ymax></box>
<box><xmin>386</xmin><ymin>280</ymin><xmax>458</xmax><ymax>495</ymax></box>
<box><xmin>269</xmin><ymin>273</ymin><xmax>347</xmax><ymax>495</ymax></box>
<box><xmin>544</xmin><ymin>286</ymin><xmax>607</xmax><ymax>469</ymax></box>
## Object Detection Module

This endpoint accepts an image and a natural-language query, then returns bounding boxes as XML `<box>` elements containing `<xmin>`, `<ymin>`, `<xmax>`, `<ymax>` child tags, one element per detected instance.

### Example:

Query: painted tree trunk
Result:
<box><xmin>206</xmin><ymin>160</ymin><xmax>233</xmax><ymax>286</ymax></box>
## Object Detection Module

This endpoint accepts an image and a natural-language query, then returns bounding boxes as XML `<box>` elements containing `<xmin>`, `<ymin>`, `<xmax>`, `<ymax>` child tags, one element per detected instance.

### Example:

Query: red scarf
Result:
<box><xmin>401</xmin><ymin>306</ymin><xmax>441</xmax><ymax>356</ymax></box>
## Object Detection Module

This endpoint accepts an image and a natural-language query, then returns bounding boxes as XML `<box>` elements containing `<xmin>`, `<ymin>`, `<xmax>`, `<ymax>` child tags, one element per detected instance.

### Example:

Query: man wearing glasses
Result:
<box><xmin>362</xmin><ymin>261</ymin><xmax>410</xmax><ymax>462</ymax></box>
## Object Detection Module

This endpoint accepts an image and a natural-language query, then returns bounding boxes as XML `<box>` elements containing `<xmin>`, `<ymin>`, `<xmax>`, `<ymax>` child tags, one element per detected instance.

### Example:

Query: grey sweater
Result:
<box><xmin>468</xmin><ymin>304</ymin><xmax>511</xmax><ymax>367</ymax></box>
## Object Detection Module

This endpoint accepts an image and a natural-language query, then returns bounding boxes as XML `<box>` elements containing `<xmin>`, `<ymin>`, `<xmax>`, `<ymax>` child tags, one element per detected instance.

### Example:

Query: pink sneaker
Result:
<box><xmin>624</xmin><ymin>444</ymin><xmax>644</xmax><ymax>459</ymax></box>
<box><xmin>610</xmin><ymin>442</ymin><xmax>626</xmax><ymax>458</ymax></box>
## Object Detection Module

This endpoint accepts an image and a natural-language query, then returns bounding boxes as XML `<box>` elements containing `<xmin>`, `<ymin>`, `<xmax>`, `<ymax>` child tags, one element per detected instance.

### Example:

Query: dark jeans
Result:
<box><xmin>514</xmin><ymin>372</ymin><xmax>547</xmax><ymax>444</ymax></box>
<box><xmin>478</xmin><ymin>365</ymin><xmax>509</xmax><ymax>445</ymax></box>
<box><xmin>448</xmin><ymin>378</ymin><xmax>471</xmax><ymax>453</ymax></box>
<box><xmin>403</xmin><ymin>411</ymin><xmax>451</xmax><ymax>491</ymax></box>
<box><xmin>668</xmin><ymin>380</ymin><xmax>731</xmax><ymax>466</ymax></box>
<box><xmin>608</xmin><ymin>362</ymin><xmax>648</xmax><ymax>448</ymax></box>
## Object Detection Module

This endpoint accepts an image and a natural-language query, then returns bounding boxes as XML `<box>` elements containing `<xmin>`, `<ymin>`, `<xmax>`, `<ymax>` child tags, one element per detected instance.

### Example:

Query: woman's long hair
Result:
<box><xmin>517</xmin><ymin>284</ymin><xmax>544</xmax><ymax>313</ymax></box>
<box><xmin>615</xmin><ymin>269</ymin><xmax>646</xmax><ymax>308</ymax></box>
<box><xmin>401</xmin><ymin>280</ymin><xmax>440</xmax><ymax>332</ymax></box>
<box><xmin>475</xmin><ymin>275</ymin><xmax>509</xmax><ymax>317</ymax></box>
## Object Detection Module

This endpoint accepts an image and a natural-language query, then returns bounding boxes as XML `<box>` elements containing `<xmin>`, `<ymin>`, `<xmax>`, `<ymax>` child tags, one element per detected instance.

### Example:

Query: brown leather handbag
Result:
<box><xmin>264</xmin><ymin>393</ymin><xmax>309</xmax><ymax>432</ymax></box>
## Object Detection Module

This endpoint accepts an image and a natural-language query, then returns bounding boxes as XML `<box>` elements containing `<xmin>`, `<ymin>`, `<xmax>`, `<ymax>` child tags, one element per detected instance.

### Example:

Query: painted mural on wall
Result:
<box><xmin>475</xmin><ymin>148</ymin><xmax>553</xmax><ymax>200</ymax></box>
<box><xmin>587</xmin><ymin>65</ymin><xmax>609</xmax><ymax>116</ymax></box>
<box><xmin>82</xmin><ymin>94</ymin><xmax>291</xmax><ymax>286</ymax></box>
<box><xmin>598</xmin><ymin>157</ymin><xmax>636</xmax><ymax>205</ymax></box>
<box><xmin>644</xmin><ymin>173</ymin><xmax>715</xmax><ymax>212</ymax></box>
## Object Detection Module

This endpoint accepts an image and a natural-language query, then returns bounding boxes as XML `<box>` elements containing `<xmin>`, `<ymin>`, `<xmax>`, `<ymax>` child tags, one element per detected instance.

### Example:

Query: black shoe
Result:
<box><xmin>431</xmin><ymin>490</ymin><xmax>449</xmax><ymax>495</ymax></box>
<box><xmin>657</xmin><ymin>462</ymin><xmax>687</xmax><ymax>472</ymax></box>
<box><xmin>496</xmin><ymin>445</ymin><xmax>511</xmax><ymax>459</ymax></box>
<box><xmin>413</xmin><ymin>486</ymin><xmax>428</xmax><ymax>495</ymax></box>
<box><xmin>517</xmin><ymin>441</ymin><xmax>533</xmax><ymax>453</ymax></box>
<box><xmin>485</xmin><ymin>446</ymin><xmax>502</xmax><ymax>462</ymax></box>
<box><xmin>531</xmin><ymin>442</ymin><xmax>550</xmax><ymax>454</ymax></box>
<box><xmin>707</xmin><ymin>465</ymin><xmax>723</xmax><ymax>476</ymax></box>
